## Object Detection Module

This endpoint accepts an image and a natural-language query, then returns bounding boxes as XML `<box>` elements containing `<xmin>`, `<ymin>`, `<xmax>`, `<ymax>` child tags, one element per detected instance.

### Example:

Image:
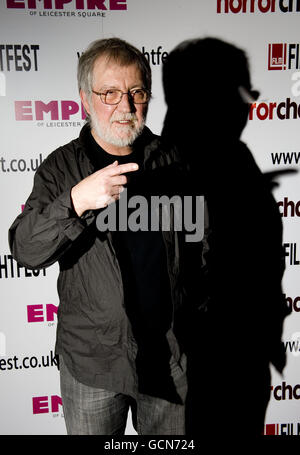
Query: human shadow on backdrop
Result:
<box><xmin>161</xmin><ymin>37</ymin><xmax>292</xmax><ymax>438</ymax></box>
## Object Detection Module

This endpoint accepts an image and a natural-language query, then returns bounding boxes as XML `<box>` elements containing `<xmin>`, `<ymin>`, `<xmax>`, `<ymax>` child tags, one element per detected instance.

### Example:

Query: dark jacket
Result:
<box><xmin>8</xmin><ymin>124</ymin><xmax>189</xmax><ymax>398</ymax></box>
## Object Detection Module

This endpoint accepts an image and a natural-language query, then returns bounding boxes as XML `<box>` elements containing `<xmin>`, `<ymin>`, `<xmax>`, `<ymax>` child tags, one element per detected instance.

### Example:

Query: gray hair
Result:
<box><xmin>77</xmin><ymin>37</ymin><xmax>152</xmax><ymax>95</ymax></box>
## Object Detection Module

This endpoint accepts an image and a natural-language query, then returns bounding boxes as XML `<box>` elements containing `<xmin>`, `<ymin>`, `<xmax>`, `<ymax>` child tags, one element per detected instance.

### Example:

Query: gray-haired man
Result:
<box><xmin>9</xmin><ymin>38</ymin><xmax>188</xmax><ymax>435</ymax></box>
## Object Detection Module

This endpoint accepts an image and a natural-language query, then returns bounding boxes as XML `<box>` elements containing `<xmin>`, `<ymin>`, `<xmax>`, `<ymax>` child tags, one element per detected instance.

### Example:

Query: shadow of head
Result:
<box><xmin>162</xmin><ymin>37</ymin><xmax>259</xmax><ymax>141</ymax></box>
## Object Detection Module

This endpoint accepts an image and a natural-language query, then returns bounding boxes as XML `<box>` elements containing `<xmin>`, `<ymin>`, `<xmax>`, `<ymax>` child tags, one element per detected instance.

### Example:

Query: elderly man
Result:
<box><xmin>9</xmin><ymin>38</ymin><xmax>187</xmax><ymax>435</ymax></box>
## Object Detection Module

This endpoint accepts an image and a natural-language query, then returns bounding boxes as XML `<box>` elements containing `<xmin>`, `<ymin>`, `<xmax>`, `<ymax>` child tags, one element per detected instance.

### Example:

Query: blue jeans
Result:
<box><xmin>59</xmin><ymin>355</ymin><xmax>187</xmax><ymax>435</ymax></box>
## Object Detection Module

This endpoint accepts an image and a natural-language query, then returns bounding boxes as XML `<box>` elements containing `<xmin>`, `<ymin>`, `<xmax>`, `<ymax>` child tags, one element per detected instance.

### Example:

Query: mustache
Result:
<box><xmin>110</xmin><ymin>113</ymin><xmax>138</xmax><ymax>123</ymax></box>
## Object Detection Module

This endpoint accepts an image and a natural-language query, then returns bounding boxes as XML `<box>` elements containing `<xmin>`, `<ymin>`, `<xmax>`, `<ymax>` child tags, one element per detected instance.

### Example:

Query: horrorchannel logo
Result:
<box><xmin>96</xmin><ymin>190</ymin><xmax>205</xmax><ymax>243</ymax></box>
<box><xmin>277</xmin><ymin>198</ymin><xmax>300</xmax><ymax>217</ymax></box>
<box><xmin>248</xmin><ymin>97</ymin><xmax>300</xmax><ymax>120</ymax></box>
<box><xmin>270</xmin><ymin>381</ymin><xmax>300</xmax><ymax>400</ymax></box>
<box><xmin>284</xmin><ymin>294</ymin><xmax>300</xmax><ymax>313</ymax></box>
<box><xmin>217</xmin><ymin>0</ymin><xmax>300</xmax><ymax>14</ymax></box>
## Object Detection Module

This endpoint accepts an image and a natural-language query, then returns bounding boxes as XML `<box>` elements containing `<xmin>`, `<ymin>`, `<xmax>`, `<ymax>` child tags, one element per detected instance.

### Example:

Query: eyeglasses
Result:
<box><xmin>92</xmin><ymin>88</ymin><xmax>151</xmax><ymax>105</ymax></box>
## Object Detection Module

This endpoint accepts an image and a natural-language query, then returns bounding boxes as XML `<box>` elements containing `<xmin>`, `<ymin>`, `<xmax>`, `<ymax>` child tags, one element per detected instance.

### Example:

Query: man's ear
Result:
<box><xmin>80</xmin><ymin>89</ymin><xmax>91</xmax><ymax>116</ymax></box>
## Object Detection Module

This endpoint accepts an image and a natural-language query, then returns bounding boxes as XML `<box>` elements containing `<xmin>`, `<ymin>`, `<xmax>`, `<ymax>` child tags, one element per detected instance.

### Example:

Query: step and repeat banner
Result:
<box><xmin>0</xmin><ymin>0</ymin><xmax>299</xmax><ymax>436</ymax></box>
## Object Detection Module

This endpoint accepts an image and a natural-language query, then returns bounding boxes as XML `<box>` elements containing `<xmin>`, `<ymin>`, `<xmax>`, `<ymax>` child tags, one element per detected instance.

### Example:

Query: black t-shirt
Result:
<box><xmin>85</xmin><ymin>131</ymin><xmax>174</xmax><ymax>378</ymax></box>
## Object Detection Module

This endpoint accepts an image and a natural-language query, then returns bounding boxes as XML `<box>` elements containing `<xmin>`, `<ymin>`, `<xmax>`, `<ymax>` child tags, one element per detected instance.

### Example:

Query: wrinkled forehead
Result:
<box><xmin>92</xmin><ymin>54</ymin><xmax>143</xmax><ymax>84</ymax></box>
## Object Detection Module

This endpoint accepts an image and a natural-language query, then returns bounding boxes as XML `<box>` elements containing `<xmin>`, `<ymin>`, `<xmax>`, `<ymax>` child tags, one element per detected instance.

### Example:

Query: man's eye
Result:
<box><xmin>105</xmin><ymin>90</ymin><xmax>117</xmax><ymax>95</ymax></box>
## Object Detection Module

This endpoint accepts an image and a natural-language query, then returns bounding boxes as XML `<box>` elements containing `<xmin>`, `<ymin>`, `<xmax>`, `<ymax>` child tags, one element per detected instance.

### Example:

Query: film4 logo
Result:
<box><xmin>32</xmin><ymin>395</ymin><xmax>63</xmax><ymax>416</ymax></box>
<box><xmin>268</xmin><ymin>43</ymin><xmax>300</xmax><ymax>70</ymax></box>
<box><xmin>268</xmin><ymin>43</ymin><xmax>287</xmax><ymax>70</ymax></box>
<box><xmin>265</xmin><ymin>423</ymin><xmax>300</xmax><ymax>435</ymax></box>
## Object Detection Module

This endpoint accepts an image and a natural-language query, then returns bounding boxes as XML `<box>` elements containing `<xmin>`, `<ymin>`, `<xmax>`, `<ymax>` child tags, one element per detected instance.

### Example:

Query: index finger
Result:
<box><xmin>106</xmin><ymin>162</ymin><xmax>139</xmax><ymax>176</ymax></box>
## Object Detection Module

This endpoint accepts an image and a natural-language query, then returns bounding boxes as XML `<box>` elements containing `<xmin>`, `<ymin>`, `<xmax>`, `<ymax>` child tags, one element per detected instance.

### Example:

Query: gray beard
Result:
<box><xmin>90</xmin><ymin>108</ymin><xmax>145</xmax><ymax>147</ymax></box>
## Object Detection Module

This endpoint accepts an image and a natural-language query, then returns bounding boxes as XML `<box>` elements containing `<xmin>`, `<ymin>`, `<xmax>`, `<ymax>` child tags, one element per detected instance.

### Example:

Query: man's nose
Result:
<box><xmin>117</xmin><ymin>92</ymin><xmax>136</xmax><ymax>112</ymax></box>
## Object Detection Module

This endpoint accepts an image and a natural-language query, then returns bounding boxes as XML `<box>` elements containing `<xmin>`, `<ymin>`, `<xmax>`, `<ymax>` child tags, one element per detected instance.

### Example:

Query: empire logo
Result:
<box><xmin>6</xmin><ymin>0</ymin><xmax>127</xmax><ymax>10</ymax></box>
<box><xmin>27</xmin><ymin>304</ymin><xmax>58</xmax><ymax>323</ymax></box>
<box><xmin>268</xmin><ymin>43</ymin><xmax>300</xmax><ymax>70</ymax></box>
<box><xmin>15</xmin><ymin>100</ymin><xmax>86</xmax><ymax>125</ymax></box>
<box><xmin>32</xmin><ymin>395</ymin><xmax>63</xmax><ymax>415</ymax></box>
